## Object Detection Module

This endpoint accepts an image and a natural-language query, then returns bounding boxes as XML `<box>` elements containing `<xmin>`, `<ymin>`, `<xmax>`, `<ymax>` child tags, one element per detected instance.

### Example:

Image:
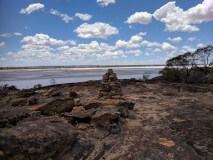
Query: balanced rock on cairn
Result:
<box><xmin>99</xmin><ymin>69</ymin><xmax>123</xmax><ymax>99</ymax></box>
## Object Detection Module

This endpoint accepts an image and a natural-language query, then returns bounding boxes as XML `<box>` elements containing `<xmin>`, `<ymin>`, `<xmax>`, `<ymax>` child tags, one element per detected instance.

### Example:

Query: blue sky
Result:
<box><xmin>0</xmin><ymin>0</ymin><xmax>213</xmax><ymax>66</ymax></box>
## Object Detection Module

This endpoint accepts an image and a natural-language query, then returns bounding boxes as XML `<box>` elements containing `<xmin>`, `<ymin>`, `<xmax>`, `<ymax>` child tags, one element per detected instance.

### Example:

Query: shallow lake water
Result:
<box><xmin>0</xmin><ymin>67</ymin><xmax>163</xmax><ymax>89</ymax></box>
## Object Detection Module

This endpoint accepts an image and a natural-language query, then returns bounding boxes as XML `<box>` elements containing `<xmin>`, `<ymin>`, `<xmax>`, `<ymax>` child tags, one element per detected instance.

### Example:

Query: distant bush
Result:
<box><xmin>49</xmin><ymin>79</ymin><xmax>56</xmax><ymax>85</ymax></box>
<box><xmin>142</xmin><ymin>72</ymin><xmax>150</xmax><ymax>81</ymax></box>
<box><xmin>0</xmin><ymin>84</ymin><xmax>18</xmax><ymax>91</ymax></box>
<box><xmin>33</xmin><ymin>84</ymin><xmax>42</xmax><ymax>89</ymax></box>
<box><xmin>0</xmin><ymin>84</ymin><xmax>18</xmax><ymax>97</ymax></box>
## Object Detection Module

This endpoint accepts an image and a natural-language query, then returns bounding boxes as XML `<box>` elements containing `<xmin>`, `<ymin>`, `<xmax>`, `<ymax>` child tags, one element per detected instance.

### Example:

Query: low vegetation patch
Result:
<box><xmin>0</xmin><ymin>84</ymin><xmax>18</xmax><ymax>97</ymax></box>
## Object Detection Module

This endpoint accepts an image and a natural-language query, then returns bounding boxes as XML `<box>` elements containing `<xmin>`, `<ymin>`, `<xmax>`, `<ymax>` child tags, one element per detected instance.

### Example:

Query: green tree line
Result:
<box><xmin>160</xmin><ymin>45</ymin><xmax>213</xmax><ymax>83</ymax></box>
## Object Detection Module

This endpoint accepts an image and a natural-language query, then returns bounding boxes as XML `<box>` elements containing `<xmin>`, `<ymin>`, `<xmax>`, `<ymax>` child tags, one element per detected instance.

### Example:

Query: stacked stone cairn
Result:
<box><xmin>99</xmin><ymin>69</ymin><xmax>123</xmax><ymax>99</ymax></box>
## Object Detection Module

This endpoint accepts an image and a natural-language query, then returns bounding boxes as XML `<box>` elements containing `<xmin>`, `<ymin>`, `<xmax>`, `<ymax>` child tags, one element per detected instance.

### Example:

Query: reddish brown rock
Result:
<box><xmin>92</xmin><ymin>106</ymin><xmax>121</xmax><ymax>126</ymax></box>
<box><xmin>11</xmin><ymin>98</ymin><xmax>28</xmax><ymax>107</ymax></box>
<box><xmin>61</xmin><ymin>106</ymin><xmax>95</xmax><ymax>125</ymax></box>
<box><xmin>37</xmin><ymin>98</ymin><xmax>74</xmax><ymax>115</ymax></box>
<box><xmin>0</xmin><ymin>109</ymin><xmax>31</xmax><ymax>127</ymax></box>
<box><xmin>83</xmin><ymin>102</ymin><xmax>102</xmax><ymax>110</ymax></box>
<box><xmin>117</xmin><ymin>100</ymin><xmax>135</xmax><ymax>118</ymax></box>
<box><xmin>0</xmin><ymin>117</ymin><xmax>77</xmax><ymax>160</ymax></box>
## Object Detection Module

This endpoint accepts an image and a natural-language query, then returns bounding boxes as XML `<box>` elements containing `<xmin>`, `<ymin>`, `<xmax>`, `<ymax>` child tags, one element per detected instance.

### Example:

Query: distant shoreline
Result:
<box><xmin>0</xmin><ymin>65</ymin><xmax>165</xmax><ymax>71</ymax></box>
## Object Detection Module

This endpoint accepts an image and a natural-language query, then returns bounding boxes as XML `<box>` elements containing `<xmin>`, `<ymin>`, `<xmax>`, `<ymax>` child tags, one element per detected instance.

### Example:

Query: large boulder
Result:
<box><xmin>11</xmin><ymin>98</ymin><xmax>28</xmax><ymax>107</ymax></box>
<box><xmin>117</xmin><ymin>100</ymin><xmax>135</xmax><ymax>110</ymax></box>
<box><xmin>37</xmin><ymin>98</ymin><xmax>74</xmax><ymax>115</ymax></box>
<box><xmin>92</xmin><ymin>106</ymin><xmax>121</xmax><ymax>126</ymax></box>
<box><xmin>28</xmin><ymin>97</ymin><xmax>38</xmax><ymax>106</ymax></box>
<box><xmin>50</xmin><ymin>91</ymin><xmax>62</xmax><ymax>97</ymax></box>
<box><xmin>61</xmin><ymin>106</ymin><xmax>95</xmax><ymax>125</ymax></box>
<box><xmin>0</xmin><ymin>109</ymin><xmax>31</xmax><ymax>127</ymax></box>
<box><xmin>83</xmin><ymin>102</ymin><xmax>102</xmax><ymax>110</ymax></box>
<box><xmin>0</xmin><ymin>117</ymin><xmax>77</xmax><ymax>160</ymax></box>
<box><xmin>69</xmin><ymin>91</ymin><xmax>78</xmax><ymax>98</ymax></box>
<box><xmin>117</xmin><ymin>100</ymin><xmax>135</xmax><ymax>118</ymax></box>
<box><xmin>92</xmin><ymin>106</ymin><xmax>121</xmax><ymax>134</ymax></box>
<box><xmin>19</xmin><ymin>90</ymin><xmax>36</xmax><ymax>98</ymax></box>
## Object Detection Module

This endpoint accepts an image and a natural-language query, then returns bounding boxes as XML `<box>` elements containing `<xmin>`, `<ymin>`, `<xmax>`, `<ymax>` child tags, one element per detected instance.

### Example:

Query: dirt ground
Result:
<box><xmin>0</xmin><ymin>80</ymin><xmax>213</xmax><ymax>160</ymax></box>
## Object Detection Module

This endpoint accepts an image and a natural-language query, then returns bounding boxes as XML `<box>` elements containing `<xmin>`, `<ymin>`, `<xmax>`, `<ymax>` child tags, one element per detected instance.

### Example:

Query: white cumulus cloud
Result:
<box><xmin>188</xmin><ymin>37</ymin><xmax>196</xmax><ymax>41</ymax></box>
<box><xmin>74</xmin><ymin>22</ymin><xmax>119</xmax><ymax>39</ymax></box>
<box><xmin>126</xmin><ymin>12</ymin><xmax>152</xmax><ymax>24</ymax></box>
<box><xmin>7</xmin><ymin>34</ymin><xmax>76</xmax><ymax>61</ymax></box>
<box><xmin>75</xmin><ymin>13</ymin><xmax>92</xmax><ymax>21</ymax></box>
<box><xmin>0</xmin><ymin>33</ymin><xmax>22</xmax><ymax>37</ymax></box>
<box><xmin>153</xmin><ymin>0</ymin><xmax>213</xmax><ymax>32</ymax></box>
<box><xmin>98</xmin><ymin>50</ymin><xmax>124</xmax><ymax>59</ymax></box>
<box><xmin>57</xmin><ymin>41</ymin><xmax>116</xmax><ymax>60</ymax></box>
<box><xmin>0</xmin><ymin>57</ymin><xmax>7</xmax><ymax>61</ymax></box>
<box><xmin>128</xmin><ymin>50</ymin><xmax>142</xmax><ymax>56</ymax></box>
<box><xmin>116</xmin><ymin>35</ymin><xmax>143</xmax><ymax>48</ymax></box>
<box><xmin>168</xmin><ymin>37</ymin><xmax>182</xmax><ymax>43</ymax></box>
<box><xmin>20</xmin><ymin>3</ymin><xmax>44</xmax><ymax>14</ymax></box>
<box><xmin>153</xmin><ymin>48</ymin><xmax>161</xmax><ymax>52</ymax></box>
<box><xmin>161</xmin><ymin>42</ymin><xmax>178</xmax><ymax>52</ymax></box>
<box><xmin>197</xmin><ymin>43</ymin><xmax>205</xmax><ymax>48</ymax></box>
<box><xmin>141</xmin><ymin>41</ymin><xmax>161</xmax><ymax>47</ymax></box>
<box><xmin>14</xmin><ymin>32</ymin><xmax>22</xmax><ymax>36</ymax></box>
<box><xmin>97</xmin><ymin>0</ymin><xmax>116</xmax><ymax>7</ymax></box>
<box><xmin>21</xmin><ymin>34</ymin><xmax>64</xmax><ymax>46</ymax></box>
<box><xmin>137</xmin><ymin>32</ymin><xmax>147</xmax><ymax>36</ymax></box>
<box><xmin>50</xmin><ymin>9</ymin><xmax>73</xmax><ymax>23</ymax></box>
<box><xmin>0</xmin><ymin>33</ymin><xmax>11</xmax><ymax>38</ymax></box>
<box><xmin>181</xmin><ymin>45</ymin><xmax>196</xmax><ymax>53</ymax></box>
<box><xmin>0</xmin><ymin>42</ymin><xmax>5</xmax><ymax>48</ymax></box>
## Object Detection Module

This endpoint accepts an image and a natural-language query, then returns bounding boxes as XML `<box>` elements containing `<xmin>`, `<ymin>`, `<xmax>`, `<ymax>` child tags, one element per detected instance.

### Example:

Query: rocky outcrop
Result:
<box><xmin>99</xmin><ymin>69</ymin><xmax>123</xmax><ymax>99</ymax></box>
<box><xmin>37</xmin><ymin>98</ymin><xmax>74</xmax><ymax>115</ymax></box>
<box><xmin>0</xmin><ymin>77</ymin><xmax>212</xmax><ymax>160</ymax></box>
<box><xmin>0</xmin><ymin>117</ymin><xmax>77</xmax><ymax>160</ymax></box>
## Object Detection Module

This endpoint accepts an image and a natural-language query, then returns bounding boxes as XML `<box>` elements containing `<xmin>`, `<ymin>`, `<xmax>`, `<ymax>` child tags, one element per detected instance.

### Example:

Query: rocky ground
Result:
<box><xmin>0</xmin><ymin>69</ymin><xmax>213</xmax><ymax>160</ymax></box>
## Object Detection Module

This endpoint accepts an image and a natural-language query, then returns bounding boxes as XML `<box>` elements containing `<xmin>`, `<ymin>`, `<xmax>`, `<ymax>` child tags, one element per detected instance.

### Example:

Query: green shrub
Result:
<box><xmin>159</xmin><ymin>67</ymin><xmax>185</xmax><ymax>82</ymax></box>
<box><xmin>185</xmin><ymin>70</ymin><xmax>206</xmax><ymax>84</ymax></box>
